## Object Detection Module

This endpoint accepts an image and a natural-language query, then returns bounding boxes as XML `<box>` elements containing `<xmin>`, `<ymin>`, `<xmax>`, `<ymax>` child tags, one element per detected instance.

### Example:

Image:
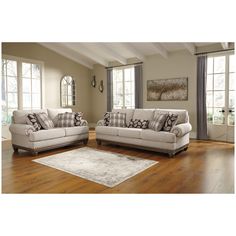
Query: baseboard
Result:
<box><xmin>89</xmin><ymin>123</ymin><xmax>96</xmax><ymax>128</ymax></box>
<box><xmin>190</xmin><ymin>131</ymin><xmax>197</xmax><ymax>139</ymax></box>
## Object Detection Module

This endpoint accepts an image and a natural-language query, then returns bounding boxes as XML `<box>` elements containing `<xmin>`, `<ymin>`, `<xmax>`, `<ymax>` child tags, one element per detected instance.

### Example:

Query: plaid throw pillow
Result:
<box><xmin>108</xmin><ymin>112</ymin><xmax>126</xmax><ymax>127</ymax></box>
<box><xmin>128</xmin><ymin>119</ymin><xmax>149</xmax><ymax>129</ymax></box>
<box><xmin>74</xmin><ymin>112</ymin><xmax>83</xmax><ymax>126</ymax></box>
<box><xmin>103</xmin><ymin>112</ymin><xmax>111</xmax><ymax>126</ymax></box>
<box><xmin>149</xmin><ymin>113</ymin><xmax>168</xmax><ymax>132</ymax></box>
<box><xmin>162</xmin><ymin>113</ymin><xmax>178</xmax><ymax>132</ymax></box>
<box><xmin>26</xmin><ymin>113</ymin><xmax>42</xmax><ymax>131</ymax></box>
<box><xmin>35</xmin><ymin>112</ymin><xmax>54</xmax><ymax>129</ymax></box>
<box><xmin>57</xmin><ymin>112</ymin><xmax>75</xmax><ymax>127</ymax></box>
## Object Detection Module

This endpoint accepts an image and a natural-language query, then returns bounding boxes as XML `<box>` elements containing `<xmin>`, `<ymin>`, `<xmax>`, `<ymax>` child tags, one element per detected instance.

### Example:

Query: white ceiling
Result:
<box><xmin>39</xmin><ymin>42</ymin><xmax>228</xmax><ymax>69</ymax></box>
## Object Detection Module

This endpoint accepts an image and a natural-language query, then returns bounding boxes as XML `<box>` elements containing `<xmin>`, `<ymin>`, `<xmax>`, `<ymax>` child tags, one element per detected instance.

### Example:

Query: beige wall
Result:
<box><xmin>91</xmin><ymin>50</ymin><xmax>197</xmax><ymax>137</ymax></box>
<box><xmin>2</xmin><ymin>43</ymin><xmax>92</xmax><ymax>122</ymax></box>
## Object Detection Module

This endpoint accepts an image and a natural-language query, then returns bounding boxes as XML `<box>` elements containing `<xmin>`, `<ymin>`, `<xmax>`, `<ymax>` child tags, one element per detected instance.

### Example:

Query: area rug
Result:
<box><xmin>33</xmin><ymin>147</ymin><xmax>158</xmax><ymax>187</ymax></box>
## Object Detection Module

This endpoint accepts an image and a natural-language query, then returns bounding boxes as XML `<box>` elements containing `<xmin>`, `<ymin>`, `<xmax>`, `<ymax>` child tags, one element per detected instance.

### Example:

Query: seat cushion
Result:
<box><xmin>141</xmin><ymin>129</ymin><xmax>176</xmax><ymax>143</ymax></box>
<box><xmin>133</xmin><ymin>109</ymin><xmax>155</xmax><ymax>121</ymax></box>
<box><xmin>96</xmin><ymin>126</ymin><xmax>119</xmax><ymax>136</ymax></box>
<box><xmin>29</xmin><ymin>128</ymin><xmax>65</xmax><ymax>142</ymax></box>
<box><xmin>65</xmin><ymin>126</ymin><xmax>89</xmax><ymax>136</ymax></box>
<box><xmin>118</xmin><ymin>127</ymin><xmax>142</xmax><ymax>139</ymax></box>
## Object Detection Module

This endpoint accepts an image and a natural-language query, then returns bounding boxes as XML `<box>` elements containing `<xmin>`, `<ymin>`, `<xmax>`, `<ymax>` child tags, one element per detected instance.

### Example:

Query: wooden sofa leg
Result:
<box><xmin>184</xmin><ymin>146</ymin><xmax>188</xmax><ymax>151</ymax></box>
<box><xmin>32</xmin><ymin>151</ymin><xmax>38</xmax><ymax>156</ymax></box>
<box><xmin>96</xmin><ymin>139</ymin><xmax>102</xmax><ymax>145</ymax></box>
<box><xmin>168</xmin><ymin>152</ymin><xmax>175</xmax><ymax>158</ymax></box>
<box><xmin>83</xmin><ymin>139</ymin><xmax>88</xmax><ymax>145</ymax></box>
<box><xmin>12</xmin><ymin>145</ymin><xmax>18</xmax><ymax>153</ymax></box>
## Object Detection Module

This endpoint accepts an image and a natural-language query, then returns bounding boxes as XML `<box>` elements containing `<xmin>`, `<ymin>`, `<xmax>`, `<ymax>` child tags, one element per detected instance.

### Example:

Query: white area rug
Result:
<box><xmin>33</xmin><ymin>147</ymin><xmax>158</xmax><ymax>187</ymax></box>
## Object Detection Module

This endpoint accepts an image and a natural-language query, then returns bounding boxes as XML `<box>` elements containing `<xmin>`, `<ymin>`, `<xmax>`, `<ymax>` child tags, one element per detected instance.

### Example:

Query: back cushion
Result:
<box><xmin>13</xmin><ymin>109</ymin><xmax>48</xmax><ymax>124</ymax></box>
<box><xmin>154</xmin><ymin>109</ymin><xmax>189</xmax><ymax>125</ymax></box>
<box><xmin>112</xmin><ymin>109</ymin><xmax>134</xmax><ymax>126</ymax></box>
<box><xmin>133</xmin><ymin>109</ymin><xmax>155</xmax><ymax>121</ymax></box>
<box><xmin>47</xmin><ymin>108</ymin><xmax>72</xmax><ymax>125</ymax></box>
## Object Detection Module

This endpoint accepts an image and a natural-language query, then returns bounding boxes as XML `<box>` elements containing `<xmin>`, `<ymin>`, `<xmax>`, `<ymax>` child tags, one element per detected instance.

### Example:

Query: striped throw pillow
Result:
<box><xmin>108</xmin><ymin>112</ymin><xmax>126</xmax><ymax>127</ymax></box>
<box><xmin>149</xmin><ymin>113</ymin><xmax>167</xmax><ymax>132</ymax></box>
<box><xmin>57</xmin><ymin>112</ymin><xmax>75</xmax><ymax>127</ymax></box>
<box><xmin>35</xmin><ymin>112</ymin><xmax>54</xmax><ymax>129</ymax></box>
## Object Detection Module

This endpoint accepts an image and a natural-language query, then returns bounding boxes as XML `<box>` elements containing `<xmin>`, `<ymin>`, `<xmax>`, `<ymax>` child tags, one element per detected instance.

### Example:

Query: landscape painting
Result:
<box><xmin>147</xmin><ymin>77</ymin><xmax>188</xmax><ymax>101</ymax></box>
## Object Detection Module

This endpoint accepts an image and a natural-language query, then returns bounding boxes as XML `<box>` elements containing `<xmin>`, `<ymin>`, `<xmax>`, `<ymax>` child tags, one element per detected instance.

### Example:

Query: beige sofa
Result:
<box><xmin>96</xmin><ymin>109</ymin><xmax>192</xmax><ymax>157</ymax></box>
<box><xmin>9</xmin><ymin>108</ymin><xmax>89</xmax><ymax>155</ymax></box>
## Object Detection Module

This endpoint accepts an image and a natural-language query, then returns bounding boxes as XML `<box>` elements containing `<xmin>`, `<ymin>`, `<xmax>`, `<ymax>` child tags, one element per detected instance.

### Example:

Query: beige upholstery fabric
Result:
<box><xmin>47</xmin><ymin>108</ymin><xmax>72</xmax><ymax>125</ymax></box>
<box><xmin>112</xmin><ymin>109</ymin><xmax>135</xmax><ymax>126</ymax></box>
<box><xmin>154</xmin><ymin>109</ymin><xmax>189</xmax><ymax>125</ymax></box>
<box><xmin>29</xmin><ymin>128</ymin><xmax>65</xmax><ymax>142</ymax></box>
<box><xmin>171</xmin><ymin>123</ymin><xmax>192</xmax><ymax>137</ymax></box>
<box><xmin>118</xmin><ymin>127</ymin><xmax>142</xmax><ymax>139</ymax></box>
<box><xmin>141</xmin><ymin>129</ymin><xmax>176</xmax><ymax>143</ymax></box>
<box><xmin>96</xmin><ymin>126</ymin><xmax>119</xmax><ymax>136</ymax></box>
<box><xmin>65</xmin><ymin>126</ymin><xmax>89</xmax><ymax>136</ymax></box>
<box><xmin>80</xmin><ymin>119</ymin><xmax>88</xmax><ymax>126</ymax></box>
<box><xmin>13</xmin><ymin>109</ymin><xmax>48</xmax><ymax>124</ymax></box>
<box><xmin>132</xmin><ymin>109</ymin><xmax>155</xmax><ymax>121</ymax></box>
<box><xmin>9</xmin><ymin>124</ymin><xmax>35</xmax><ymax>136</ymax></box>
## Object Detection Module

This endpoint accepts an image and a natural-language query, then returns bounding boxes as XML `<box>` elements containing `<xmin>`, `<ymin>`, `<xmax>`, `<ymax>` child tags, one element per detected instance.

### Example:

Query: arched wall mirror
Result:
<box><xmin>61</xmin><ymin>75</ymin><xmax>76</xmax><ymax>107</ymax></box>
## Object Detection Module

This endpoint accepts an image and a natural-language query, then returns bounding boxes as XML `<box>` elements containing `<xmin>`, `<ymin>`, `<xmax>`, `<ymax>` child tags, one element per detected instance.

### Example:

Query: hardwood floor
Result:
<box><xmin>1</xmin><ymin>130</ymin><xmax>234</xmax><ymax>193</ymax></box>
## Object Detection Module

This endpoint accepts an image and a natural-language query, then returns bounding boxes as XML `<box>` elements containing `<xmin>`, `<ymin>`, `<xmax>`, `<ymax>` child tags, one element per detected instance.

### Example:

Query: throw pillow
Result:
<box><xmin>57</xmin><ymin>112</ymin><xmax>75</xmax><ymax>127</ymax></box>
<box><xmin>149</xmin><ymin>113</ymin><xmax>168</xmax><ymax>132</ymax></box>
<box><xmin>35</xmin><ymin>112</ymin><xmax>54</xmax><ymax>129</ymax></box>
<box><xmin>26</xmin><ymin>113</ymin><xmax>42</xmax><ymax>131</ymax></box>
<box><xmin>103</xmin><ymin>112</ymin><xmax>111</xmax><ymax>126</ymax></box>
<box><xmin>108</xmin><ymin>112</ymin><xmax>126</xmax><ymax>127</ymax></box>
<box><xmin>128</xmin><ymin>119</ymin><xmax>149</xmax><ymax>129</ymax></box>
<box><xmin>162</xmin><ymin>113</ymin><xmax>178</xmax><ymax>132</ymax></box>
<box><xmin>74</xmin><ymin>112</ymin><xmax>83</xmax><ymax>126</ymax></box>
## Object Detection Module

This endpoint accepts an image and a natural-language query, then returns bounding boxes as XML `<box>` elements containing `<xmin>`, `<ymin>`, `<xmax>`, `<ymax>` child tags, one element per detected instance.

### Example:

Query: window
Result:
<box><xmin>112</xmin><ymin>66</ymin><xmax>135</xmax><ymax>109</ymax></box>
<box><xmin>206</xmin><ymin>53</ymin><xmax>235</xmax><ymax>125</ymax></box>
<box><xmin>1</xmin><ymin>56</ymin><xmax>43</xmax><ymax>125</ymax></box>
<box><xmin>61</xmin><ymin>76</ymin><xmax>76</xmax><ymax>107</ymax></box>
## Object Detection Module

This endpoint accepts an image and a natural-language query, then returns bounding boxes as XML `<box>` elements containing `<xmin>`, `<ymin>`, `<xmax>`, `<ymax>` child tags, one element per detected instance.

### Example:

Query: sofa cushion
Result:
<box><xmin>149</xmin><ymin>113</ymin><xmax>168</xmax><ymax>131</ymax></box>
<box><xmin>154</xmin><ymin>109</ymin><xmax>188</xmax><ymax>125</ymax></box>
<box><xmin>118</xmin><ymin>127</ymin><xmax>142</xmax><ymax>139</ymax></box>
<box><xmin>112</xmin><ymin>109</ymin><xmax>134</xmax><ymax>126</ymax></box>
<box><xmin>133</xmin><ymin>109</ymin><xmax>155</xmax><ymax>121</ymax></box>
<box><xmin>36</xmin><ymin>112</ymin><xmax>54</xmax><ymax>129</ymax></box>
<box><xmin>47</xmin><ymin>108</ymin><xmax>72</xmax><ymax>125</ymax></box>
<box><xmin>162</xmin><ymin>114</ymin><xmax>178</xmax><ymax>132</ymax></box>
<box><xmin>109</xmin><ymin>112</ymin><xmax>126</xmax><ymax>127</ymax></box>
<box><xmin>96</xmin><ymin>126</ymin><xmax>119</xmax><ymax>136</ymax></box>
<box><xmin>13</xmin><ymin>109</ymin><xmax>48</xmax><ymax>124</ymax></box>
<box><xmin>65</xmin><ymin>126</ymin><xmax>89</xmax><ymax>136</ymax></box>
<box><xmin>57</xmin><ymin>112</ymin><xmax>75</xmax><ymax>127</ymax></box>
<box><xmin>128</xmin><ymin>119</ymin><xmax>149</xmax><ymax>129</ymax></box>
<box><xmin>26</xmin><ymin>113</ymin><xmax>42</xmax><ymax>131</ymax></box>
<box><xmin>29</xmin><ymin>128</ymin><xmax>65</xmax><ymax>142</ymax></box>
<box><xmin>141</xmin><ymin>129</ymin><xmax>176</xmax><ymax>143</ymax></box>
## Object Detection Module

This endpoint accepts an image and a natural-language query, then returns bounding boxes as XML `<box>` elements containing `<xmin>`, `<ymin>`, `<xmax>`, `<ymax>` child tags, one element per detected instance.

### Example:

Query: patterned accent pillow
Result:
<box><xmin>35</xmin><ymin>112</ymin><xmax>54</xmax><ymax>129</ymax></box>
<box><xmin>26</xmin><ymin>113</ymin><xmax>42</xmax><ymax>131</ymax></box>
<box><xmin>108</xmin><ymin>112</ymin><xmax>126</xmax><ymax>127</ymax></box>
<box><xmin>128</xmin><ymin>119</ymin><xmax>149</xmax><ymax>129</ymax></box>
<box><xmin>149</xmin><ymin>113</ymin><xmax>168</xmax><ymax>132</ymax></box>
<box><xmin>57</xmin><ymin>112</ymin><xmax>75</xmax><ymax>127</ymax></box>
<box><xmin>162</xmin><ymin>113</ymin><xmax>178</xmax><ymax>132</ymax></box>
<box><xmin>74</xmin><ymin>112</ymin><xmax>83</xmax><ymax>126</ymax></box>
<box><xmin>104</xmin><ymin>112</ymin><xmax>111</xmax><ymax>126</ymax></box>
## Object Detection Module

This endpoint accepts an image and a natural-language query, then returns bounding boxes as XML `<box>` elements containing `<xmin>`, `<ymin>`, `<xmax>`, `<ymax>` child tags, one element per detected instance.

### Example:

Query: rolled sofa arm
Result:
<box><xmin>171</xmin><ymin>123</ymin><xmax>192</xmax><ymax>137</ymax></box>
<box><xmin>80</xmin><ymin>119</ymin><xmax>88</xmax><ymax>126</ymax></box>
<box><xmin>9</xmin><ymin>124</ymin><xmax>35</xmax><ymax>136</ymax></box>
<box><xmin>97</xmin><ymin>119</ymin><xmax>104</xmax><ymax>126</ymax></box>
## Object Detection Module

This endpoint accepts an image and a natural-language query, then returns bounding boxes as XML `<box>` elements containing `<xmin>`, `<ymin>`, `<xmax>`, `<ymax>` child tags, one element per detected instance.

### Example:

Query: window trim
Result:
<box><xmin>2</xmin><ymin>55</ymin><xmax>44</xmax><ymax>125</ymax></box>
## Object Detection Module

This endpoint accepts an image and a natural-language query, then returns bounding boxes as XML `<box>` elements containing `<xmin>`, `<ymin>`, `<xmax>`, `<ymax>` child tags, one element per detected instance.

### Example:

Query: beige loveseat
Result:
<box><xmin>9</xmin><ymin>108</ymin><xmax>89</xmax><ymax>155</ymax></box>
<box><xmin>96</xmin><ymin>109</ymin><xmax>192</xmax><ymax>157</ymax></box>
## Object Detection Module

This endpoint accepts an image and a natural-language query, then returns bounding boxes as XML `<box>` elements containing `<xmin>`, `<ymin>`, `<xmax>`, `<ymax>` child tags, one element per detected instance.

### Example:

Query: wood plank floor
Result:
<box><xmin>1</xmin><ymin>130</ymin><xmax>234</xmax><ymax>193</ymax></box>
